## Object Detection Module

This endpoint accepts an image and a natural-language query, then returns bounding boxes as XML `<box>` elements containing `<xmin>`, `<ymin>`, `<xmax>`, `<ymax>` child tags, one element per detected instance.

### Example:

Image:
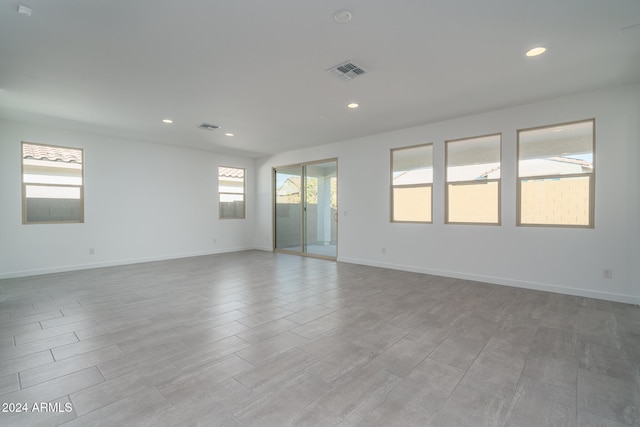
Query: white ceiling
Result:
<box><xmin>1</xmin><ymin>0</ymin><xmax>639</xmax><ymax>158</ymax></box>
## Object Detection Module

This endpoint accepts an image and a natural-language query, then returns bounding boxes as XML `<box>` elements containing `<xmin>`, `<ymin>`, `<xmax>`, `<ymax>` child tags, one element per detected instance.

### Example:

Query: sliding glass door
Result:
<box><xmin>274</xmin><ymin>159</ymin><xmax>337</xmax><ymax>259</ymax></box>
<box><xmin>275</xmin><ymin>165</ymin><xmax>303</xmax><ymax>253</ymax></box>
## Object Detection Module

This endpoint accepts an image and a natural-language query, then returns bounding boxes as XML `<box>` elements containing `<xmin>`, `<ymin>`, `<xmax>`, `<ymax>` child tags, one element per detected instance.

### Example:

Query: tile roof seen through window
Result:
<box><xmin>22</xmin><ymin>143</ymin><xmax>82</xmax><ymax>164</ymax></box>
<box><xmin>219</xmin><ymin>167</ymin><xmax>244</xmax><ymax>178</ymax></box>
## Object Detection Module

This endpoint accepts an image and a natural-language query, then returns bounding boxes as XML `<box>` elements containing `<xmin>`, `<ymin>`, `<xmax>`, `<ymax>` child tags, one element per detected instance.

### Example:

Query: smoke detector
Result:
<box><xmin>327</xmin><ymin>61</ymin><xmax>366</xmax><ymax>81</ymax></box>
<box><xmin>198</xmin><ymin>123</ymin><xmax>219</xmax><ymax>131</ymax></box>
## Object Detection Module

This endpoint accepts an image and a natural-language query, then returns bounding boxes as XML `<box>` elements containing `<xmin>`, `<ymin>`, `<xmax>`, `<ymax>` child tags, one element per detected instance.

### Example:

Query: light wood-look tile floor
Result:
<box><xmin>1</xmin><ymin>250</ymin><xmax>639</xmax><ymax>426</ymax></box>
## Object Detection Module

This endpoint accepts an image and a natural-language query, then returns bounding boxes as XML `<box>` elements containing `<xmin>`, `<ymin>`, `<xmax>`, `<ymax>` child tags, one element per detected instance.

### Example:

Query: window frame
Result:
<box><xmin>516</xmin><ymin>119</ymin><xmax>595</xmax><ymax>228</ymax></box>
<box><xmin>390</xmin><ymin>143</ymin><xmax>433</xmax><ymax>224</ymax></box>
<box><xmin>21</xmin><ymin>141</ymin><xmax>85</xmax><ymax>225</ymax></box>
<box><xmin>218</xmin><ymin>165</ymin><xmax>246</xmax><ymax>220</ymax></box>
<box><xmin>445</xmin><ymin>133</ymin><xmax>502</xmax><ymax>225</ymax></box>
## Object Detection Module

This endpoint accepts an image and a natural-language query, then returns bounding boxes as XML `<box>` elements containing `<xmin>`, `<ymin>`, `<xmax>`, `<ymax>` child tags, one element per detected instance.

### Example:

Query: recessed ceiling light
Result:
<box><xmin>224</xmin><ymin>132</ymin><xmax>234</xmax><ymax>137</ymax></box>
<box><xmin>162</xmin><ymin>119</ymin><xmax>173</xmax><ymax>124</ymax></box>
<box><xmin>347</xmin><ymin>102</ymin><xmax>359</xmax><ymax>109</ymax></box>
<box><xmin>553</xmin><ymin>127</ymin><xmax>564</xmax><ymax>132</ymax></box>
<box><xmin>526</xmin><ymin>47</ymin><xmax>547</xmax><ymax>57</ymax></box>
<box><xmin>334</xmin><ymin>10</ymin><xmax>352</xmax><ymax>23</ymax></box>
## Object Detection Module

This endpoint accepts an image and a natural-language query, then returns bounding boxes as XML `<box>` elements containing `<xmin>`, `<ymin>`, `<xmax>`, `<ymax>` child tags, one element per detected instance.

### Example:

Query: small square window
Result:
<box><xmin>22</xmin><ymin>142</ymin><xmax>84</xmax><ymax>224</ymax></box>
<box><xmin>391</xmin><ymin>144</ymin><xmax>433</xmax><ymax>223</ymax></box>
<box><xmin>446</xmin><ymin>134</ymin><xmax>501</xmax><ymax>225</ymax></box>
<box><xmin>219</xmin><ymin>166</ymin><xmax>245</xmax><ymax>219</ymax></box>
<box><xmin>517</xmin><ymin>119</ymin><xmax>594</xmax><ymax>227</ymax></box>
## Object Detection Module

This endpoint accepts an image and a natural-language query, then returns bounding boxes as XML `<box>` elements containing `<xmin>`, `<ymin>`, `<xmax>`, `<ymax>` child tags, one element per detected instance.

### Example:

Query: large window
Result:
<box><xmin>517</xmin><ymin>119</ymin><xmax>594</xmax><ymax>227</ymax></box>
<box><xmin>446</xmin><ymin>134</ymin><xmax>501</xmax><ymax>224</ymax></box>
<box><xmin>22</xmin><ymin>142</ymin><xmax>84</xmax><ymax>224</ymax></box>
<box><xmin>391</xmin><ymin>144</ymin><xmax>432</xmax><ymax>223</ymax></box>
<box><xmin>218</xmin><ymin>166</ymin><xmax>245</xmax><ymax>219</ymax></box>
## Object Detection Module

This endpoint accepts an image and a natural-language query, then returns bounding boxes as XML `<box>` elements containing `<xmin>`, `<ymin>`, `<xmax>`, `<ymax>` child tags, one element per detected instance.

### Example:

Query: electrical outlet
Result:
<box><xmin>603</xmin><ymin>268</ymin><xmax>613</xmax><ymax>279</ymax></box>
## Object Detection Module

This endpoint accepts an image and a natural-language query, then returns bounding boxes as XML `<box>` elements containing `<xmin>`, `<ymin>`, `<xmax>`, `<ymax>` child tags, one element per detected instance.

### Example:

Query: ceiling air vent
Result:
<box><xmin>327</xmin><ymin>61</ymin><xmax>366</xmax><ymax>81</ymax></box>
<box><xmin>198</xmin><ymin>123</ymin><xmax>219</xmax><ymax>131</ymax></box>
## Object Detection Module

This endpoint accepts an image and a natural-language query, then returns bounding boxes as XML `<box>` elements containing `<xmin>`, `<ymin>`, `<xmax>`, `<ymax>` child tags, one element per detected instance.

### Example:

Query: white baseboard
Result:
<box><xmin>337</xmin><ymin>256</ymin><xmax>640</xmax><ymax>305</ymax></box>
<box><xmin>0</xmin><ymin>246</ymin><xmax>256</xmax><ymax>279</ymax></box>
<box><xmin>4</xmin><ymin>250</ymin><xmax>637</xmax><ymax>305</ymax></box>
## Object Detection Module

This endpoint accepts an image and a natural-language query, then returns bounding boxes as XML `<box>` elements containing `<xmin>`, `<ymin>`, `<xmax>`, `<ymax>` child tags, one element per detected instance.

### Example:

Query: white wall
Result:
<box><xmin>255</xmin><ymin>85</ymin><xmax>640</xmax><ymax>304</ymax></box>
<box><xmin>0</xmin><ymin>119</ymin><xmax>255</xmax><ymax>278</ymax></box>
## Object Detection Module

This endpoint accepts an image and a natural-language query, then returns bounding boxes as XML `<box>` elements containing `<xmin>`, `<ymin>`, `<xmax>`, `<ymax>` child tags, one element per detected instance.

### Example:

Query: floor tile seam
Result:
<box><xmin>286</xmin><ymin>328</ymin><xmax>314</xmax><ymax>343</ymax></box>
<box><xmin>577</xmin><ymin>345</ymin><xmax>634</xmax><ymax>371</ymax></box>
<box><xmin>67</xmin><ymin>382</ymin><xmax>171</xmax><ymax>425</ymax></box>
<box><xmin>8</xmin><ymin>367</ymin><xmax>107</xmax><ymax>414</ymax></box>
<box><xmin>519</xmin><ymin>356</ymin><xmax>579</xmax><ymax>393</ymax></box>
<box><xmin>282</xmin><ymin>311</ymin><xmax>338</xmax><ymax>326</ymax></box>
<box><xmin>439</xmin><ymin>330</ymin><xmax>494</xmax><ymax>388</ymax></box>
<box><xmin>18</xmin><ymin>355</ymin><xmax>106</xmax><ymax>390</ymax></box>
<box><xmin>576</xmin><ymin>403</ymin><xmax>632</xmax><ymax>426</ymax></box>
<box><xmin>455</xmin><ymin>381</ymin><xmax>514</xmax><ymax>421</ymax></box>
<box><xmin>229</xmin><ymin>349</ymin><xmax>260</xmax><ymax>375</ymax></box>
<box><xmin>16</xmin><ymin>323</ymin><xmax>97</xmax><ymax>346</ymax></box>
<box><xmin>303</xmin><ymin>377</ymin><xmax>354</xmax><ymax>423</ymax></box>
<box><xmin>65</xmin><ymin>392</ymin><xmax>85</xmax><ymax>424</ymax></box>
<box><xmin>512</xmin><ymin>374</ymin><xmax>580</xmax><ymax>405</ymax></box>
<box><xmin>577</xmin><ymin>366</ymin><xmax>640</xmax><ymax>397</ymax></box>
<box><xmin>0</xmin><ymin>335</ymin><xmax>82</xmax><ymax>364</ymax></box>
<box><xmin>52</xmin><ymin>336</ymin><xmax>135</xmax><ymax>362</ymax></box>
<box><xmin>230</xmin><ymin>364</ymin><xmax>311</xmax><ymax>404</ymax></box>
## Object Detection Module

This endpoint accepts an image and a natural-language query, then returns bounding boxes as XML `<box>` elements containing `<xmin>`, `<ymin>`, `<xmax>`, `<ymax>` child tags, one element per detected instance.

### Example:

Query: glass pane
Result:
<box><xmin>304</xmin><ymin>161</ymin><xmax>337</xmax><ymax>258</ymax></box>
<box><xmin>219</xmin><ymin>167</ymin><xmax>245</xmax><ymax>194</ymax></box>
<box><xmin>393</xmin><ymin>186</ymin><xmax>431</xmax><ymax>222</ymax></box>
<box><xmin>23</xmin><ymin>159</ymin><xmax>83</xmax><ymax>185</ymax></box>
<box><xmin>22</xmin><ymin>143</ymin><xmax>84</xmax><ymax>224</ymax></box>
<box><xmin>25</xmin><ymin>185</ymin><xmax>81</xmax><ymax>199</ymax></box>
<box><xmin>447</xmin><ymin>134</ymin><xmax>501</xmax><ymax>182</ymax></box>
<box><xmin>520</xmin><ymin>176</ymin><xmax>591</xmax><ymax>226</ymax></box>
<box><xmin>275</xmin><ymin>166</ymin><xmax>303</xmax><ymax>252</ymax></box>
<box><xmin>447</xmin><ymin>181</ymin><xmax>499</xmax><ymax>224</ymax></box>
<box><xmin>392</xmin><ymin>145</ymin><xmax>432</xmax><ymax>185</ymax></box>
<box><xmin>25</xmin><ymin>195</ymin><xmax>82</xmax><ymax>223</ymax></box>
<box><xmin>219</xmin><ymin>194</ymin><xmax>245</xmax><ymax>219</ymax></box>
<box><xmin>519</xmin><ymin>120</ymin><xmax>593</xmax><ymax>177</ymax></box>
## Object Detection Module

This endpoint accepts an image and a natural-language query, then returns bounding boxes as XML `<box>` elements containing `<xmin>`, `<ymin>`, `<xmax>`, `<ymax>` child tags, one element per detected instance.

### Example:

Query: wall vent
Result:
<box><xmin>327</xmin><ymin>61</ymin><xmax>366</xmax><ymax>81</ymax></box>
<box><xmin>198</xmin><ymin>123</ymin><xmax>219</xmax><ymax>130</ymax></box>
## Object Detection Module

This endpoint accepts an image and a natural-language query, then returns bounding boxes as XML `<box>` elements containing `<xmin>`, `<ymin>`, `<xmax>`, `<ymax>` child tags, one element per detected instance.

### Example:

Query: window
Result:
<box><xmin>446</xmin><ymin>134</ymin><xmax>501</xmax><ymax>224</ymax></box>
<box><xmin>391</xmin><ymin>144</ymin><xmax>432</xmax><ymax>223</ymax></box>
<box><xmin>517</xmin><ymin>119</ymin><xmax>594</xmax><ymax>227</ymax></box>
<box><xmin>218</xmin><ymin>166</ymin><xmax>245</xmax><ymax>219</ymax></box>
<box><xmin>22</xmin><ymin>142</ymin><xmax>84</xmax><ymax>224</ymax></box>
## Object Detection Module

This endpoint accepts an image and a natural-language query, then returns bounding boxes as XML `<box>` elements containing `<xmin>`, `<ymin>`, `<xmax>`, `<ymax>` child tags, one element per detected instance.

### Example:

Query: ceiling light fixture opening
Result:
<box><xmin>526</xmin><ymin>46</ymin><xmax>547</xmax><ymax>57</ymax></box>
<box><xmin>347</xmin><ymin>102</ymin><xmax>359</xmax><ymax>109</ymax></box>
<box><xmin>334</xmin><ymin>10</ymin><xmax>352</xmax><ymax>23</ymax></box>
<box><xmin>224</xmin><ymin>132</ymin><xmax>234</xmax><ymax>137</ymax></box>
<box><xmin>162</xmin><ymin>119</ymin><xmax>173</xmax><ymax>124</ymax></box>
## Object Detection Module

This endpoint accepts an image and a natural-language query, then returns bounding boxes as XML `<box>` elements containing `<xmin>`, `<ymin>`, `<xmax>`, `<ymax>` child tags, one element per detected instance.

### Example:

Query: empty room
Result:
<box><xmin>1</xmin><ymin>1</ymin><xmax>639</xmax><ymax>426</ymax></box>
